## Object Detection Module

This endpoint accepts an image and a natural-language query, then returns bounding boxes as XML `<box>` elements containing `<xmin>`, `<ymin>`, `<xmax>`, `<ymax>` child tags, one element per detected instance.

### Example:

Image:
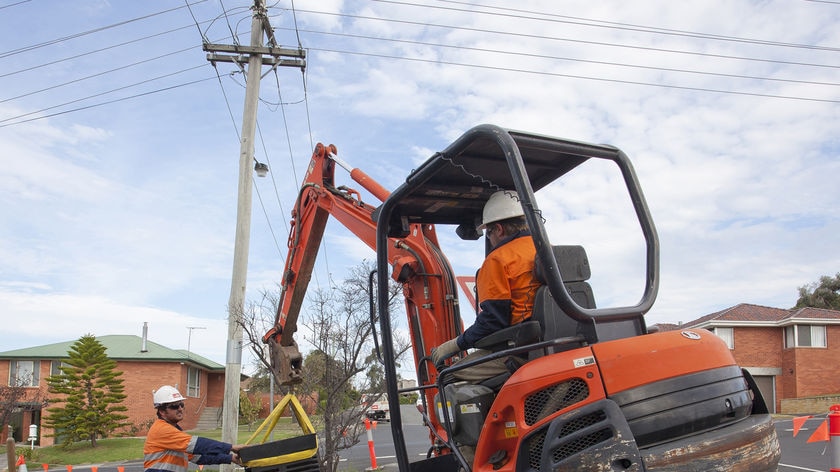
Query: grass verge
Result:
<box><xmin>20</xmin><ymin>419</ymin><xmax>306</xmax><ymax>465</ymax></box>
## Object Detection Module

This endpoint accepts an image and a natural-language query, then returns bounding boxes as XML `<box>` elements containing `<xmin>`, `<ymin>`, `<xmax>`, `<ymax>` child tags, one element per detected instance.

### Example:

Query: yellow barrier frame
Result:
<box><xmin>242</xmin><ymin>393</ymin><xmax>319</xmax><ymax>468</ymax></box>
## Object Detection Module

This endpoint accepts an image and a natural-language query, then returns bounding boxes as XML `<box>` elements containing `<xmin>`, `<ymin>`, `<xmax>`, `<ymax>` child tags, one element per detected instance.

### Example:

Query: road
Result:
<box><xmin>9</xmin><ymin>410</ymin><xmax>831</xmax><ymax>471</ymax></box>
<box><xmin>340</xmin><ymin>407</ymin><xmax>833</xmax><ymax>471</ymax></box>
<box><xmin>776</xmin><ymin>415</ymin><xmax>831</xmax><ymax>472</ymax></box>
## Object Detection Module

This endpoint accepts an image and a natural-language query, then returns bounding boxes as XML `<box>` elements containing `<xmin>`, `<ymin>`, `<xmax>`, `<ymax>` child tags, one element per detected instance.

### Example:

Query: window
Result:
<box><xmin>187</xmin><ymin>367</ymin><xmax>201</xmax><ymax>398</ymax></box>
<box><xmin>714</xmin><ymin>327</ymin><xmax>734</xmax><ymax>349</ymax></box>
<box><xmin>784</xmin><ymin>325</ymin><xmax>827</xmax><ymax>348</ymax></box>
<box><xmin>50</xmin><ymin>360</ymin><xmax>69</xmax><ymax>376</ymax></box>
<box><xmin>9</xmin><ymin>360</ymin><xmax>40</xmax><ymax>387</ymax></box>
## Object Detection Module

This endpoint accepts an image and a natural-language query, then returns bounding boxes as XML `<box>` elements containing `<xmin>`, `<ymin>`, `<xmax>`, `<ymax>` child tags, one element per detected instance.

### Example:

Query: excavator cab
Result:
<box><xmin>370</xmin><ymin>125</ymin><xmax>779</xmax><ymax>471</ymax></box>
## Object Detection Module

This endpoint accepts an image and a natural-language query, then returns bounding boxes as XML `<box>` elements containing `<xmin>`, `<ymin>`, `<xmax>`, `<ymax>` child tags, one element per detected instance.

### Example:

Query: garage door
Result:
<box><xmin>752</xmin><ymin>375</ymin><xmax>776</xmax><ymax>414</ymax></box>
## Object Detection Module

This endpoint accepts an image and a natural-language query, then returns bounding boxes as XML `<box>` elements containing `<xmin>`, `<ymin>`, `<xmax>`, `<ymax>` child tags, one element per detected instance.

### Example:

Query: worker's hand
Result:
<box><xmin>431</xmin><ymin>338</ymin><xmax>460</xmax><ymax>369</ymax></box>
<box><xmin>231</xmin><ymin>452</ymin><xmax>242</xmax><ymax>465</ymax></box>
<box><xmin>231</xmin><ymin>444</ymin><xmax>247</xmax><ymax>453</ymax></box>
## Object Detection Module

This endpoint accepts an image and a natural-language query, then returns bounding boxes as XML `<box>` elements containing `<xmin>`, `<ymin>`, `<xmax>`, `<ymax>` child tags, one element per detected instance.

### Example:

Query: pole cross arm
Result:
<box><xmin>203</xmin><ymin>43</ymin><xmax>306</xmax><ymax>58</ymax></box>
<box><xmin>206</xmin><ymin>53</ymin><xmax>306</xmax><ymax>69</ymax></box>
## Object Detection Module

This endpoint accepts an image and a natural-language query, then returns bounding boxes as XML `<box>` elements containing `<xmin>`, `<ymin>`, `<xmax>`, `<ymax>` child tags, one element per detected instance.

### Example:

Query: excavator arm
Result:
<box><xmin>262</xmin><ymin>143</ymin><xmax>460</xmax><ymax>395</ymax></box>
<box><xmin>262</xmin><ymin>143</ymin><xmax>382</xmax><ymax>384</ymax></box>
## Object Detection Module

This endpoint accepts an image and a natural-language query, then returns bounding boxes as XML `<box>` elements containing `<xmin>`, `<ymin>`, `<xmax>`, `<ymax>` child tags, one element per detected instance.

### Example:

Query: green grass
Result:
<box><xmin>22</xmin><ymin>420</ymin><xmax>308</xmax><ymax>466</ymax></box>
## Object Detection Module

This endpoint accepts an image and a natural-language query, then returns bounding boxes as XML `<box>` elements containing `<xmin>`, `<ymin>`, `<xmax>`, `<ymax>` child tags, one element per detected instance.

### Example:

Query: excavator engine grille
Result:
<box><xmin>524</xmin><ymin>377</ymin><xmax>589</xmax><ymax>426</ymax></box>
<box><xmin>524</xmin><ymin>410</ymin><xmax>611</xmax><ymax>470</ymax></box>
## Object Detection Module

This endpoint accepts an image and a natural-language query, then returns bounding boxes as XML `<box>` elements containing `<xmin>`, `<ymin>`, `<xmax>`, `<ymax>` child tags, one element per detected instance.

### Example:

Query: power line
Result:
<box><xmin>2</xmin><ymin>46</ymin><xmax>201</xmax><ymax>104</ymax></box>
<box><xmin>306</xmin><ymin>45</ymin><xmax>840</xmax><ymax>104</ymax></box>
<box><xmin>0</xmin><ymin>23</ymin><xmax>202</xmax><ymax>79</ymax></box>
<box><xmin>0</xmin><ymin>76</ymin><xmax>217</xmax><ymax>128</ymax></box>
<box><xmin>0</xmin><ymin>1</ymin><xmax>208</xmax><ymax>59</ymax></box>
<box><xmin>290</xmin><ymin>8</ymin><xmax>840</xmax><ymax>71</ymax></box>
<box><xmin>0</xmin><ymin>64</ymin><xmax>210</xmax><ymax>125</ymax></box>
<box><xmin>378</xmin><ymin>0</ymin><xmax>840</xmax><ymax>53</ymax></box>
<box><xmin>0</xmin><ymin>0</ymin><xmax>30</xmax><ymax>11</ymax></box>
<box><xmin>279</xmin><ymin>26</ymin><xmax>840</xmax><ymax>89</ymax></box>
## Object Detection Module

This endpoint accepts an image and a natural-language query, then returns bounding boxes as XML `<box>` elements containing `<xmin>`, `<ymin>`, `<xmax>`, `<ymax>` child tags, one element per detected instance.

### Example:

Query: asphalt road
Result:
<box><xmin>340</xmin><ymin>407</ymin><xmax>834</xmax><ymax>471</ymax></box>
<box><xmin>7</xmin><ymin>410</ymin><xmax>832</xmax><ymax>471</ymax></box>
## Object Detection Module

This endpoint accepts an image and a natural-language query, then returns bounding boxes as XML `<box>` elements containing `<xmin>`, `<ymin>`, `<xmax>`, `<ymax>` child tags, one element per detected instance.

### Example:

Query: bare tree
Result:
<box><xmin>237</xmin><ymin>260</ymin><xmax>410</xmax><ymax>472</ymax></box>
<box><xmin>0</xmin><ymin>380</ymin><xmax>36</xmax><ymax>441</ymax></box>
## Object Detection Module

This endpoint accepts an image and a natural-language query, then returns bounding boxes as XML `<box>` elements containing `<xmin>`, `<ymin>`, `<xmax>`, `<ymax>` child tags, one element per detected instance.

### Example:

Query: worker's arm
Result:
<box><xmin>188</xmin><ymin>436</ymin><xmax>237</xmax><ymax>465</ymax></box>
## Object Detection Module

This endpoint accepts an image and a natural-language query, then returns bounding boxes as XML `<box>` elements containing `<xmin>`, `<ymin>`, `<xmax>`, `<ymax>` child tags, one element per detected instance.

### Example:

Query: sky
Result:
<box><xmin>1</xmin><ymin>0</ymin><xmax>838</xmax><ymax>377</ymax></box>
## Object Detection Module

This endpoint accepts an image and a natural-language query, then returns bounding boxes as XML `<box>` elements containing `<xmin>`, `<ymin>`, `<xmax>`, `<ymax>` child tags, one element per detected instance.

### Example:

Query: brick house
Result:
<box><xmin>683</xmin><ymin>303</ymin><xmax>840</xmax><ymax>414</ymax></box>
<box><xmin>0</xmin><ymin>333</ymin><xmax>225</xmax><ymax>446</ymax></box>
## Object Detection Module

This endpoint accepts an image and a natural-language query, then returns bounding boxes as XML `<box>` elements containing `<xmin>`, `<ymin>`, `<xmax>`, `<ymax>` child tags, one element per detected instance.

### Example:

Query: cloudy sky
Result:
<box><xmin>1</xmin><ymin>0</ymin><xmax>838</xmax><ymax>374</ymax></box>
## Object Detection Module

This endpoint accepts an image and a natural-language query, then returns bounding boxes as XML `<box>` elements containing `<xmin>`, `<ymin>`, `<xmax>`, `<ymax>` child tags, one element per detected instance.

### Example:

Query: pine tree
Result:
<box><xmin>45</xmin><ymin>334</ymin><xmax>129</xmax><ymax>447</ymax></box>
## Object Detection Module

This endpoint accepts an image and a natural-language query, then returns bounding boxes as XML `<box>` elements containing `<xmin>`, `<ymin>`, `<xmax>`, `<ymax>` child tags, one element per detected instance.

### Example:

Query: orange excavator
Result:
<box><xmin>262</xmin><ymin>124</ymin><xmax>780</xmax><ymax>471</ymax></box>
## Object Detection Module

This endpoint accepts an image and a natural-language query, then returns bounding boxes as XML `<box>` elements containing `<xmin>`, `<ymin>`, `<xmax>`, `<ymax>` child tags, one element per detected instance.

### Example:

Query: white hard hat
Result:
<box><xmin>153</xmin><ymin>385</ymin><xmax>185</xmax><ymax>407</ymax></box>
<box><xmin>478</xmin><ymin>190</ymin><xmax>524</xmax><ymax>230</ymax></box>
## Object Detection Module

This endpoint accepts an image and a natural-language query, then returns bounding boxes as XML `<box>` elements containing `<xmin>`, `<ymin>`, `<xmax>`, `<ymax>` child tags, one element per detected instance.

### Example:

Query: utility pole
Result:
<box><xmin>203</xmin><ymin>1</ymin><xmax>304</xmax><ymax>466</ymax></box>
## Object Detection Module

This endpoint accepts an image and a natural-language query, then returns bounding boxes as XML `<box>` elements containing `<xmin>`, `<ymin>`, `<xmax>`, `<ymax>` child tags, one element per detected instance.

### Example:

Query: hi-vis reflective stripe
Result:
<box><xmin>144</xmin><ymin>450</ymin><xmax>190</xmax><ymax>472</ymax></box>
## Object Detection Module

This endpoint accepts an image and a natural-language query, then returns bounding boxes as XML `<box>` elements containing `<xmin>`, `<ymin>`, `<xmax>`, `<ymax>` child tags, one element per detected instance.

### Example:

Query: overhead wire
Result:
<box><xmin>305</xmin><ymin>45</ymin><xmax>840</xmax><ymax>104</ymax></box>
<box><xmin>0</xmin><ymin>76</ymin><xmax>217</xmax><ymax>128</ymax></box>
<box><xmin>2</xmin><ymin>0</ymin><xmax>836</xmax><ymax>131</ymax></box>
<box><xmin>1</xmin><ymin>46</ymin><xmax>203</xmax><ymax>104</ymax></box>
<box><xmin>0</xmin><ymin>23</ymin><xmax>206</xmax><ymax>79</ymax></box>
<box><xmin>0</xmin><ymin>64</ymin><xmax>210</xmax><ymax>125</ymax></box>
<box><xmin>292</xmin><ymin>8</ymin><xmax>840</xmax><ymax>71</ymax></box>
<box><xmin>0</xmin><ymin>0</ymin><xmax>31</xmax><ymax>11</ymax></box>
<box><xmin>377</xmin><ymin>0</ymin><xmax>840</xmax><ymax>53</ymax></box>
<box><xmin>0</xmin><ymin>1</ymin><xmax>209</xmax><ymax>59</ymax></box>
<box><xmin>277</xmin><ymin>26</ymin><xmax>840</xmax><ymax>89</ymax></box>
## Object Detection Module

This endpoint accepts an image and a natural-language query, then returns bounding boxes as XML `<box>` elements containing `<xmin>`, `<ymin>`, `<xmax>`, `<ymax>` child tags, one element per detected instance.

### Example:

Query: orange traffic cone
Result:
<box><xmin>16</xmin><ymin>455</ymin><xmax>28</xmax><ymax>472</ymax></box>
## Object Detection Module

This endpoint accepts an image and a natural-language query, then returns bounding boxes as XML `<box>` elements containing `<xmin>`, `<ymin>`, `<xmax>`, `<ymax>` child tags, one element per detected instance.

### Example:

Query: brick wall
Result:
<box><xmin>781</xmin><ymin>394</ymin><xmax>840</xmax><ymax>415</ymax></box>
<box><xmin>1</xmin><ymin>358</ymin><xmax>225</xmax><ymax>446</ymax></box>
<box><xmin>731</xmin><ymin>327</ymin><xmax>782</xmax><ymax>367</ymax></box>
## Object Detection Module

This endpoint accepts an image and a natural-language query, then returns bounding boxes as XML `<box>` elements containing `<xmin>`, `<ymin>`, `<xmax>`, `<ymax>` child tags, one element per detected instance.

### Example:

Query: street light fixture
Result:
<box><xmin>254</xmin><ymin>161</ymin><xmax>269</xmax><ymax>177</ymax></box>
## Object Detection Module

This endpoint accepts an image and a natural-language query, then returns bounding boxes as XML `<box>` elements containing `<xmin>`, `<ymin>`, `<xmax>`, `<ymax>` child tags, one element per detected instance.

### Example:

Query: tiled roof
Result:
<box><xmin>786</xmin><ymin>307</ymin><xmax>840</xmax><ymax>321</ymax></box>
<box><xmin>685</xmin><ymin>303</ymin><xmax>840</xmax><ymax>328</ymax></box>
<box><xmin>0</xmin><ymin>335</ymin><xmax>223</xmax><ymax>371</ymax></box>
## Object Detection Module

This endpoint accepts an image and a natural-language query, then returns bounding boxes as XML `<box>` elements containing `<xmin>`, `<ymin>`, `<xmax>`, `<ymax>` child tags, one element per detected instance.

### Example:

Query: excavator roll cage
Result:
<box><xmin>373</xmin><ymin>124</ymin><xmax>662</xmax><ymax>470</ymax></box>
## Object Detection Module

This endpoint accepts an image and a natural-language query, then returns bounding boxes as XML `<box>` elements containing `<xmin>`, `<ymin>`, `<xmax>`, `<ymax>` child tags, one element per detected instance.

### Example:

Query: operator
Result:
<box><xmin>431</xmin><ymin>190</ymin><xmax>541</xmax><ymax>382</ymax></box>
<box><xmin>144</xmin><ymin>385</ymin><xmax>246</xmax><ymax>472</ymax></box>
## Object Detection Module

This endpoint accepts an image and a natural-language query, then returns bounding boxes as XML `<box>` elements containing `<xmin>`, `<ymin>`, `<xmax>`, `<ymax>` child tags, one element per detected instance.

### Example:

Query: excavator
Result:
<box><xmin>261</xmin><ymin>124</ymin><xmax>780</xmax><ymax>471</ymax></box>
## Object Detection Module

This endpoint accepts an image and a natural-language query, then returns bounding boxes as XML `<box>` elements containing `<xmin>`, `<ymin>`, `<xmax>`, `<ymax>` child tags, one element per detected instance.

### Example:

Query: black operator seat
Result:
<box><xmin>529</xmin><ymin>245</ymin><xmax>594</xmax><ymax>359</ymax></box>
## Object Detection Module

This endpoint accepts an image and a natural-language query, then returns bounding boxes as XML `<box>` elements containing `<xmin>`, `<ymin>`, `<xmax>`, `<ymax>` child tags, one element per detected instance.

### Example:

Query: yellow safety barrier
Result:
<box><xmin>240</xmin><ymin>393</ymin><xmax>319</xmax><ymax>469</ymax></box>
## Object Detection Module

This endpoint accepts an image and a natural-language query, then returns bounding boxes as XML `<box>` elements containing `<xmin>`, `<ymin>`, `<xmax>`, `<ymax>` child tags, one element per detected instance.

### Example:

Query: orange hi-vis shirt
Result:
<box><xmin>144</xmin><ymin>418</ymin><xmax>233</xmax><ymax>472</ymax></box>
<box><xmin>459</xmin><ymin>233</ymin><xmax>540</xmax><ymax>349</ymax></box>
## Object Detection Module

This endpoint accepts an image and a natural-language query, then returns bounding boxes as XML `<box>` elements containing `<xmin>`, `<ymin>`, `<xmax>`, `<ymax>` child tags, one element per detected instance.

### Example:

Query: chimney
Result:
<box><xmin>141</xmin><ymin>322</ymin><xmax>149</xmax><ymax>353</ymax></box>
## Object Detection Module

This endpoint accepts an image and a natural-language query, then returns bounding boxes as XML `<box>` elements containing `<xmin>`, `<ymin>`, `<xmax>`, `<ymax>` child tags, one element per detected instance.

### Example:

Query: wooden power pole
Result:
<box><xmin>203</xmin><ymin>1</ymin><xmax>304</xmax><ymax>467</ymax></box>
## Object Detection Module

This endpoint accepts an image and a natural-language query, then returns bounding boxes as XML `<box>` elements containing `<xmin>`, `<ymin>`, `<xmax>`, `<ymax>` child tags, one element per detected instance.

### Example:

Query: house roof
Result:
<box><xmin>0</xmin><ymin>335</ymin><xmax>224</xmax><ymax>371</ymax></box>
<box><xmin>685</xmin><ymin>303</ymin><xmax>840</xmax><ymax>329</ymax></box>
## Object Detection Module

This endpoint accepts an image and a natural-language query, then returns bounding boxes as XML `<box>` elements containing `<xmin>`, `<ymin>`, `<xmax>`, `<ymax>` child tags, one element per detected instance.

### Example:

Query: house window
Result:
<box><xmin>9</xmin><ymin>360</ymin><xmax>40</xmax><ymax>387</ymax></box>
<box><xmin>714</xmin><ymin>327</ymin><xmax>734</xmax><ymax>349</ymax></box>
<box><xmin>50</xmin><ymin>360</ymin><xmax>69</xmax><ymax>376</ymax></box>
<box><xmin>187</xmin><ymin>367</ymin><xmax>201</xmax><ymax>398</ymax></box>
<box><xmin>785</xmin><ymin>325</ymin><xmax>827</xmax><ymax>348</ymax></box>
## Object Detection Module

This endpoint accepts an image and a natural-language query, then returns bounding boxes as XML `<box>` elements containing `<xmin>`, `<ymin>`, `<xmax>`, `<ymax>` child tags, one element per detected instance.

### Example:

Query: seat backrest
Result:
<box><xmin>530</xmin><ymin>246</ymin><xmax>594</xmax><ymax>358</ymax></box>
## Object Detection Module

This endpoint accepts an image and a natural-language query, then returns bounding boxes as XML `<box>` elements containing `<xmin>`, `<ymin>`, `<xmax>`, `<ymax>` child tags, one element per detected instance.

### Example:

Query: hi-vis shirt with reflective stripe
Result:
<box><xmin>144</xmin><ymin>418</ymin><xmax>233</xmax><ymax>472</ymax></box>
<box><xmin>460</xmin><ymin>233</ymin><xmax>540</xmax><ymax>349</ymax></box>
